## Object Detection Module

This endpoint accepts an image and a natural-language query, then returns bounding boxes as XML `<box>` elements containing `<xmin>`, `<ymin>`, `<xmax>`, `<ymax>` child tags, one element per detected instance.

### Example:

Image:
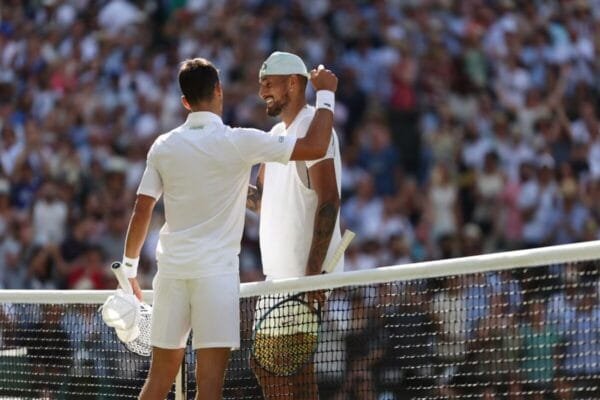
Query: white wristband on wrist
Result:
<box><xmin>316</xmin><ymin>90</ymin><xmax>335</xmax><ymax>113</ymax></box>
<box><xmin>122</xmin><ymin>256</ymin><xmax>139</xmax><ymax>278</ymax></box>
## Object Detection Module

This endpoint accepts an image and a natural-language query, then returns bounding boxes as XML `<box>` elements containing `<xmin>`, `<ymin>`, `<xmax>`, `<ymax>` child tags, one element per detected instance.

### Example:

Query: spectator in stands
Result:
<box><xmin>552</xmin><ymin>178</ymin><xmax>589</xmax><ymax>244</ymax></box>
<box><xmin>67</xmin><ymin>244</ymin><xmax>109</xmax><ymax>290</ymax></box>
<box><xmin>381</xmin><ymin>234</ymin><xmax>412</xmax><ymax>266</ymax></box>
<box><xmin>31</xmin><ymin>181</ymin><xmax>67</xmax><ymax>246</ymax></box>
<box><xmin>498</xmin><ymin>161</ymin><xmax>524</xmax><ymax>250</ymax></box>
<box><xmin>98</xmin><ymin>209</ymin><xmax>129</xmax><ymax>262</ymax></box>
<box><xmin>557</xmin><ymin>284</ymin><xmax>600</xmax><ymax>399</ymax></box>
<box><xmin>430</xmin><ymin>276</ymin><xmax>472</xmax><ymax>389</ymax></box>
<box><xmin>341</xmin><ymin>174</ymin><xmax>383</xmax><ymax>242</ymax></box>
<box><xmin>0</xmin><ymin>303</ymin><xmax>16</xmax><ymax>348</ymax></box>
<box><xmin>427</xmin><ymin>164</ymin><xmax>458</xmax><ymax>242</ymax></box>
<box><xmin>60</xmin><ymin>217</ymin><xmax>92</xmax><ymax>264</ymax></box>
<box><xmin>333</xmin><ymin>289</ymin><xmax>382</xmax><ymax>400</ymax></box>
<box><xmin>519</xmin><ymin>297</ymin><xmax>561</xmax><ymax>399</ymax></box>
<box><xmin>20</xmin><ymin>304</ymin><xmax>72</xmax><ymax>398</ymax></box>
<box><xmin>375</xmin><ymin>281</ymin><xmax>435</xmax><ymax>399</ymax></box>
<box><xmin>521</xmin><ymin>155</ymin><xmax>560</xmax><ymax>248</ymax></box>
<box><xmin>455</xmin><ymin>292</ymin><xmax>520</xmax><ymax>398</ymax></box>
<box><xmin>0</xmin><ymin>179</ymin><xmax>11</xmax><ymax>239</ymax></box>
<box><xmin>357</xmin><ymin>118</ymin><xmax>400</xmax><ymax>196</ymax></box>
<box><xmin>473</xmin><ymin>151</ymin><xmax>504</xmax><ymax>250</ymax></box>
<box><xmin>27</xmin><ymin>243</ymin><xmax>65</xmax><ymax>290</ymax></box>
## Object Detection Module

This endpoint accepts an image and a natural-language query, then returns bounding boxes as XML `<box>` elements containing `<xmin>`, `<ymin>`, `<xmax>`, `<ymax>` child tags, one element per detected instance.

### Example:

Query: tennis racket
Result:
<box><xmin>101</xmin><ymin>262</ymin><xmax>152</xmax><ymax>357</ymax></box>
<box><xmin>251</xmin><ymin>229</ymin><xmax>355</xmax><ymax>376</ymax></box>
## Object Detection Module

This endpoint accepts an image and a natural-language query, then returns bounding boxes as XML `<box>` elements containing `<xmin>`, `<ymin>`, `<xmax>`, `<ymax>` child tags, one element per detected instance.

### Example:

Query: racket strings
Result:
<box><xmin>253</xmin><ymin>297</ymin><xmax>321</xmax><ymax>376</ymax></box>
<box><xmin>254</xmin><ymin>333</ymin><xmax>318</xmax><ymax>376</ymax></box>
<box><xmin>125</xmin><ymin>304</ymin><xmax>152</xmax><ymax>357</ymax></box>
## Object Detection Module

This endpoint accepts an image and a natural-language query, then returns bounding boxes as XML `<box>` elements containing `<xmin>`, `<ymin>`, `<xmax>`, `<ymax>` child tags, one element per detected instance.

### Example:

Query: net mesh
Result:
<box><xmin>0</xmin><ymin>303</ymin><xmax>165</xmax><ymax>399</ymax></box>
<box><xmin>1</xmin><ymin>256</ymin><xmax>600</xmax><ymax>399</ymax></box>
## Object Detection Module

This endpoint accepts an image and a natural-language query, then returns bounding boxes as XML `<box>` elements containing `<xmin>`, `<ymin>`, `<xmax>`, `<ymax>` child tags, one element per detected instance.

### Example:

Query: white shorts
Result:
<box><xmin>151</xmin><ymin>273</ymin><xmax>240</xmax><ymax>350</ymax></box>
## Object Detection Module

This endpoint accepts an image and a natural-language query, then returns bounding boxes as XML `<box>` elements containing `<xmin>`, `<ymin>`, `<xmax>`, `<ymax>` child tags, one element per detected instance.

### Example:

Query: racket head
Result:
<box><xmin>251</xmin><ymin>294</ymin><xmax>321</xmax><ymax>376</ymax></box>
<box><xmin>123</xmin><ymin>302</ymin><xmax>152</xmax><ymax>357</ymax></box>
<box><xmin>104</xmin><ymin>261</ymin><xmax>152</xmax><ymax>357</ymax></box>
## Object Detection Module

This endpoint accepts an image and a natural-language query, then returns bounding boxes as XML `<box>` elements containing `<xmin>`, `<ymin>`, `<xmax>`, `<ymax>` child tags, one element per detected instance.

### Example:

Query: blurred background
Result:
<box><xmin>0</xmin><ymin>0</ymin><xmax>599</xmax><ymax>290</ymax></box>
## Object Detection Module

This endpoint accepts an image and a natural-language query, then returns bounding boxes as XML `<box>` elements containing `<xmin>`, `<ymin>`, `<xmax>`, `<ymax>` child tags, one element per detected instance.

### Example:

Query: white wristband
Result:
<box><xmin>122</xmin><ymin>256</ymin><xmax>139</xmax><ymax>278</ymax></box>
<box><xmin>316</xmin><ymin>90</ymin><xmax>335</xmax><ymax>113</ymax></box>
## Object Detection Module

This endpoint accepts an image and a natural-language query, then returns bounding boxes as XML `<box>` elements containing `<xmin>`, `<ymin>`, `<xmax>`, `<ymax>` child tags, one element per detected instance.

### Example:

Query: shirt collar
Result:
<box><xmin>183</xmin><ymin>111</ymin><xmax>223</xmax><ymax>128</ymax></box>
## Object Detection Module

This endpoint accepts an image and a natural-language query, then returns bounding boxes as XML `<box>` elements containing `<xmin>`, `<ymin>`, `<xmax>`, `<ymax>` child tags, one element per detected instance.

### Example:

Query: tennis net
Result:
<box><xmin>0</xmin><ymin>240</ymin><xmax>599</xmax><ymax>399</ymax></box>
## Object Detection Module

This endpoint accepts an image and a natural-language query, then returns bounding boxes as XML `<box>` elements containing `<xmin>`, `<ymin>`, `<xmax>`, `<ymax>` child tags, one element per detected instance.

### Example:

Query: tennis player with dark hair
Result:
<box><xmin>248</xmin><ymin>52</ymin><xmax>343</xmax><ymax>400</ymax></box>
<box><xmin>121</xmin><ymin>57</ymin><xmax>338</xmax><ymax>400</ymax></box>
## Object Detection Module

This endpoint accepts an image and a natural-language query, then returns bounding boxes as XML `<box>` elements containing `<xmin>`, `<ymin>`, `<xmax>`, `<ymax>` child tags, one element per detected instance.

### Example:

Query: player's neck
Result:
<box><xmin>189</xmin><ymin>100</ymin><xmax>222</xmax><ymax>117</ymax></box>
<box><xmin>281</xmin><ymin>98</ymin><xmax>307</xmax><ymax>128</ymax></box>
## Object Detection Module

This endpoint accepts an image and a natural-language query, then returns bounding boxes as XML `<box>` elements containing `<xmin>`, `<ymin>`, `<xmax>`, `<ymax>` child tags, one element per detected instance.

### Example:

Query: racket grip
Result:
<box><xmin>111</xmin><ymin>261</ymin><xmax>133</xmax><ymax>295</ymax></box>
<box><xmin>322</xmin><ymin>229</ymin><xmax>355</xmax><ymax>273</ymax></box>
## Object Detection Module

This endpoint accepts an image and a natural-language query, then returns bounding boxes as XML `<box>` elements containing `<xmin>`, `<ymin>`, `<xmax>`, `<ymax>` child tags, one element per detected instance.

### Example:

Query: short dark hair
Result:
<box><xmin>296</xmin><ymin>75</ymin><xmax>308</xmax><ymax>91</ymax></box>
<box><xmin>178</xmin><ymin>58</ymin><xmax>220</xmax><ymax>105</ymax></box>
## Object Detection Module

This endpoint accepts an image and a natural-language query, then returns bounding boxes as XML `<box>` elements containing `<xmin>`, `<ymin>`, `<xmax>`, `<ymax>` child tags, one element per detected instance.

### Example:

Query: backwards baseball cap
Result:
<box><xmin>259</xmin><ymin>51</ymin><xmax>309</xmax><ymax>79</ymax></box>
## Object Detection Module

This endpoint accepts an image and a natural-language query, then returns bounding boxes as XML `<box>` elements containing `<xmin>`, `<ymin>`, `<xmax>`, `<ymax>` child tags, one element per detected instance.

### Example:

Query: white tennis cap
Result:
<box><xmin>259</xmin><ymin>51</ymin><xmax>309</xmax><ymax>79</ymax></box>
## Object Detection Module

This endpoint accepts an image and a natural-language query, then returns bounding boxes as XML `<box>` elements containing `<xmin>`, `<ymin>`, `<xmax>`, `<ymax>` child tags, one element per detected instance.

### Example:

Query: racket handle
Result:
<box><xmin>322</xmin><ymin>229</ymin><xmax>355</xmax><ymax>273</ymax></box>
<box><xmin>111</xmin><ymin>261</ymin><xmax>133</xmax><ymax>295</ymax></box>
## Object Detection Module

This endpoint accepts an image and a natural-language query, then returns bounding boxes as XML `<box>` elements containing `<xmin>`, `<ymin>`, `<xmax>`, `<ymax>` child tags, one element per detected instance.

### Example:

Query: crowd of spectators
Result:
<box><xmin>4</xmin><ymin>1</ymin><xmax>600</xmax><ymax>399</ymax></box>
<box><xmin>0</xmin><ymin>0</ymin><xmax>599</xmax><ymax>288</ymax></box>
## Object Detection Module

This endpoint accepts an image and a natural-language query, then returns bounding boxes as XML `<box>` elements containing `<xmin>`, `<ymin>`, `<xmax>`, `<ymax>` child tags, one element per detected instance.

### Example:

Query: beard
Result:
<box><xmin>265</xmin><ymin>92</ymin><xmax>290</xmax><ymax>117</ymax></box>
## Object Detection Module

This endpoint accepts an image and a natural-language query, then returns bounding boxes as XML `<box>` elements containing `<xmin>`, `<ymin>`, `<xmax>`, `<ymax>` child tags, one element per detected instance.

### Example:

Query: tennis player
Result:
<box><xmin>121</xmin><ymin>57</ymin><xmax>338</xmax><ymax>400</ymax></box>
<box><xmin>248</xmin><ymin>52</ymin><xmax>343</xmax><ymax>400</ymax></box>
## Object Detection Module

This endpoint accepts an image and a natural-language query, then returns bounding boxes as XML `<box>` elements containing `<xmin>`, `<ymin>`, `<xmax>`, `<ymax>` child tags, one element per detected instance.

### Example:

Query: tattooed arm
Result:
<box><xmin>246</xmin><ymin>164</ymin><xmax>264</xmax><ymax>213</ymax></box>
<box><xmin>305</xmin><ymin>159</ymin><xmax>340</xmax><ymax>276</ymax></box>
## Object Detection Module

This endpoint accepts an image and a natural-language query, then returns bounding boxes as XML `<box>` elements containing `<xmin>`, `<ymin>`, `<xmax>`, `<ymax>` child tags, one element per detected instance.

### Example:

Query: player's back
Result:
<box><xmin>156</xmin><ymin>122</ymin><xmax>248</xmax><ymax>233</ymax></box>
<box><xmin>149</xmin><ymin>112</ymin><xmax>256</xmax><ymax>277</ymax></box>
<box><xmin>143</xmin><ymin>111</ymin><xmax>295</xmax><ymax>277</ymax></box>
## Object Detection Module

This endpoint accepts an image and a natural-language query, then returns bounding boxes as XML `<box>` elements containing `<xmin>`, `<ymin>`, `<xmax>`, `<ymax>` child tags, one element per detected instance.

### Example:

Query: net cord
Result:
<box><xmin>1</xmin><ymin>240</ymin><xmax>600</xmax><ymax>303</ymax></box>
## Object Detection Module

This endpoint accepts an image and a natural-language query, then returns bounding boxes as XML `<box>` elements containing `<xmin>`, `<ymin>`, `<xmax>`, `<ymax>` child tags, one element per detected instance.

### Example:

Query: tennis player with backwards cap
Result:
<box><xmin>120</xmin><ymin>57</ymin><xmax>337</xmax><ymax>400</ymax></box>
<box><xmin>247</xmin><ymin>51</ymin><xmax>343</xmax><ymax>400</ymax></box>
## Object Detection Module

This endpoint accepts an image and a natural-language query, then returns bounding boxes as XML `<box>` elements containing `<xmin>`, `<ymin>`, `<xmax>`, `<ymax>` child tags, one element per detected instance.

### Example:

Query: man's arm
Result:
<box><xmin>305</xmin><ymin>159</ymin><xmax>340</xmax><ymax>275</ymax></box>
<box><xmin>246</xmin><ymin>164</ymin><xmax>264</xmax><ymax>213</ymax></box>
<box><xmin>123</xmin><ymin>194</ymin><xmax>157</xmax><ymax>299</ymax></box>
<box><xmin>290</xmin><ymin>108</ymin><xmax>334</xmax><ymax>161</ymax></box>
<box><xmin>290</xmin><ymin>67</ymin><xmax>338</xmax><ymax>161</ymax></box>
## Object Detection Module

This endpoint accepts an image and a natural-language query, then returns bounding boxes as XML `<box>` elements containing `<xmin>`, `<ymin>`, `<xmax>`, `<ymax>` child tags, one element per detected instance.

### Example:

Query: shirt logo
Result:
<box><xmin>278</xmin><ymin>137</ymin><xmax>284</xmax><ymax>143</ymax></box>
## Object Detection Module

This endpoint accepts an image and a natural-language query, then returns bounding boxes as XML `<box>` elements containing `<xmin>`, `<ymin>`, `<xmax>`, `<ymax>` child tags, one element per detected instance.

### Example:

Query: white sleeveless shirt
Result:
<box><xmin>260</xmin><ymin>106</ymin><xmax>343</xmax><ymax>279</ymax></box>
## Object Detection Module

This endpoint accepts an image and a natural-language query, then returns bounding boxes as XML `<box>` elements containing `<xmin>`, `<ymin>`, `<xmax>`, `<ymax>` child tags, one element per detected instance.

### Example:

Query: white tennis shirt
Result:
<box><xmin>137</xmin><ymin>111</ymin><xmax>296</xmax><ymax>278</ymax></box>
<box><xmin>260</xmin><ymin>105</ymin><xmax>343</xmax><ymax>279</ymax></box>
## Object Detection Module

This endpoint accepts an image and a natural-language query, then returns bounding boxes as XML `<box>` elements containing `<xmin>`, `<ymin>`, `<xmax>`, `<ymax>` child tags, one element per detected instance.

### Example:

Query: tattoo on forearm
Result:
<box><xmin>246</xmin><ymin>182</ymin><xmax>263</xmax><ymax>213</ymax></box>
<box><xmin>306</xmin><ymin>202</ymin><xmax>338</xmax><ymax>275</ymax></box>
